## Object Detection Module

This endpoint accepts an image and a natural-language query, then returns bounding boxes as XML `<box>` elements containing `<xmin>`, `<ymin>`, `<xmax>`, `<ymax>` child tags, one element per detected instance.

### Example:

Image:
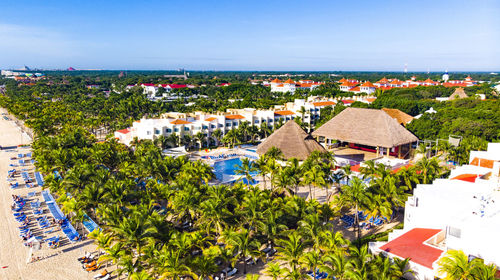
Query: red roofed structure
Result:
<box><xmin>341</xmin><ymin>99</ymin><xmax>355</xmax><ymax>104</ymax></box>
<box><xmin>116</xmin><ymin>128</ymin><xmax>130</xmax><ymax>134</ymax></box>
<box><xmin>274</xmin><ymin>110</ymin><xmax>295</xmax><ymax>116</ymax></box>
<box><xmin>284</xmin><ymin>78</ymin><xmax>295</xmax><ymax>84</ymax></box>
<box><xmin>170</xmin><ymin>119</ymin><xmax>192</xmax><ymax>125</ymax></box>
<box><xmin>361</xmin><ymin>81</ymin><xmax>375</xmax><ymax>88</ymax></box>
<box><xmin>312</xmin><ymin>101</ymin><xmax>336</xmax><ymax>107</ymax></box>
<box><xmin>379</xmin><ymin>228</ymin><xmax>444</xmax><ymax>269</ymax></box>
<box><xmin>451</xmin><ymin>173</ymin><xmax>479</xmax><ymax>183</ymax></box>
<box><xmin>225</xmin><ymin>114</ymin><xmax>245</xmax><ymax>120</ymax></box>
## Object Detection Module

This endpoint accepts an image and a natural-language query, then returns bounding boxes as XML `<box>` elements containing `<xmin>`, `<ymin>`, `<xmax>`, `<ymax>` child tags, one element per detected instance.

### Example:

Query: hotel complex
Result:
<box><xmin>114</xmin><ymin>97</ymin><xmax>372</xmax><ymax>145</ymax></box>
<box><xmin>370</xmin><ymin>143</ymin><xmax>500</xmax><ymax>280</ymax></box>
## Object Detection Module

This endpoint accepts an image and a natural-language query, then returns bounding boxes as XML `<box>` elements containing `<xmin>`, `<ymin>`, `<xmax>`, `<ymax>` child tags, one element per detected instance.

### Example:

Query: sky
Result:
<box><xmin>0</xmin><ymin>0</ymin><xmax>499</xmax><ymax>71</ymax></box>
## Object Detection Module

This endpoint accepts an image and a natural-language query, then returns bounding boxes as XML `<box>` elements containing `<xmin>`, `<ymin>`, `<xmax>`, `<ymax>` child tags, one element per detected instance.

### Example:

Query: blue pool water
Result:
<box><xmin>213</xmin><ymin>157</ymin><xmax>258</xmax><ymax>184</ymax></box>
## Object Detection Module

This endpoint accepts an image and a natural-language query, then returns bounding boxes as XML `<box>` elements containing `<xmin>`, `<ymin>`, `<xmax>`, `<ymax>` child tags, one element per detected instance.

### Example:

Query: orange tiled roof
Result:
<box><xmin>340</xmin><ymin>81</ymin><xmax>357</xmax><ymax>87</ymax></box>
<box><xmin>338</xmin><ymin>78</ymin><xmax>347</xmax><ymax>83</ymax></box>
<box><xmin>284</xmin><ymin>78</ymin><xmax>295</xmax><ymax>84</ymax></box>
<box><xmin>365</xmin><ymin>98</ymin><xmax>377</xmax><ymax>103</ymax></box>
<box><xmin>361</xmin><ymin>81</ymin><xmax>375</xmax><ymax>88</ymax></box>
<box><xmin>424</xmin><ymin>78</ymin><xmax>434</xmax><ymax>83</ymax></box>
<box><xmin>470</xmin><ymin>157</ymin><xmax>495</xmax><ymax>169</ymax></box>
<box><xmin>274</xmin><ymin>110</ymin><xmax>295</xmax><ymax>116</ymax></box>
<box><xmin>377</xmin><ymin>77</ymin><xmax>389</xmax><ymax>84</ymax></box>
<box><xmin>312</xmin><ymin>101</ymin><xmax>336</xmax><ymax>107</ymax></box>
<box><xmin>451</xmin><ymin>173</ymin><xmax>479</xmax><ymax>183</ymax></box>
<box><xmin>390</xmin><ymin>80</ymin><xmax>402</xmax><ymax>85</ymax></box>
<box><xmin>225</xmin><ymin>114</ymin><xmax>245</xmax><ymax>120</ymax></box>
<box><xmin>271</xmin><ymin>78</ymin><xmax>281</xmax><ymax>83</ymax></box>
<box><xmin>170</xmin><ymin>119</ymin><xmax>192</xmax><ymax>125</ymax></box>
<box><xmin>350</xmin><ymin>86</ymin><xmax>361</xmax><ymax>92</ymax></box>
<box><xmin>205</xmin><ymin>117</ymin><xmax>217</xmax><ymax>122</ymax></box>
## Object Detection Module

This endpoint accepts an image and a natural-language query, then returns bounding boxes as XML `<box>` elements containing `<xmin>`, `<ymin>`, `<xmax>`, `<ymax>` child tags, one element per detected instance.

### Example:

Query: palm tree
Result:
<box><xmin>265</xmin><ymin>262</ymin><xmax>284</xmax><ymax>280</ymax></box>
<box><xmin>194</xmin><ymin>132</ymin><xmax>205</xmax><ymax>149</ymax></box>
<box><xmin>334</xmin><ymin>177</ymin><xmax>371</xmax><ymax>243</ymax></box>
<box><xmin>98</xmin><ymin>242</ymin><xmax>124</xmax><ymax>275</ymax></box>
<box><xmin>265</xmin><ymin>146</ymin><xmax>283</xmax><ymax>161</ymax></box>
<box><xmin>212</xmin><ymin>129</ymin><xmax>223</xmax><ymax>147</ymax></box>
<box><xmin>235</xmin><ymin>158</ymin><xmax>257</xmax><ymax>185</ymax></box>
<box><xmin>302</xmin><ymin>165</ymin><xmax>326</xmax><ymax>200</ymax></box>
<box><xmin>223</xmin><ymin>228</ymin><xmax>260</xmax><ymax>275</ymax></box>
<box><xmin>416</xmin><ymin>157</ymin><xmax>444</xmax><ymax>184</ymax></box>
<box><xmin>259</xmin><ymin>122</ymin><xmax>271</xmax><ymax>138</ymax></box>
<box><xmin>301</xmin><ymin>251</ymin><xmax>322</xmax><ymax>279</ymax></box>
<box><xmin>276</xmin><ymin>231</ymin><xmax>308</xmax><ymax>272</ymax></box>
<box><xmin>437</xmin><ymin>250</ymin><xmax>477</xmax><ymax>280</ymax></box>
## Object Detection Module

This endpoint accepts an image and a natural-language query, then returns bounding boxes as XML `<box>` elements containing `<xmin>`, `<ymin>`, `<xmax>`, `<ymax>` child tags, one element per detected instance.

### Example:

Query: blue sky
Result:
<box><xmin>0</xmin><ymin>0</ymin><xmax>499</xmax><ymax>71</ymax></box>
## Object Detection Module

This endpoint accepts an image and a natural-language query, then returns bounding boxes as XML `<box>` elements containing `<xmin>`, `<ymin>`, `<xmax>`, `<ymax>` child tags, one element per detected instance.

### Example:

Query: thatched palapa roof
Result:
<box><xmin>381</xmin><ymin>108</ymin><xmax>414</xmax><ymax>125</ymax></box>
<box><xmin>312</xmin><ymin>108</ymin><xmax>418</xmax><ymax>148</ymax></box>
<box><xmin>257</xmin><ymin>120</ymin><xmax>326</xmax><ymax>160</ymax></box>
<box><xmin>449</xmin><ymin>87</ymin><xmax>468</xmax><ymax>99</ymax></box>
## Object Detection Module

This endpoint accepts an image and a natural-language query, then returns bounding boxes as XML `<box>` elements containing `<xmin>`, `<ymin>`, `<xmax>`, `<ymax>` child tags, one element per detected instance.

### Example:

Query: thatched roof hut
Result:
<box><xmin>312</xmin><ymin>107</ymin><xmax>418</xmax><ymax>148</ymax></box>
<box><xmin>449</xmin><ymin>87</ymin><xmax>468</xmax><ymax>99</ymax></box>
<box><xmin>381</xmin><ymin>108</ymin><xmax>414</xmax><ymax>125</ymax></box>
<box><xmin>257</xmin><ymin>120</ymin><xmax>326</xmax><ymax>160</ymax></box>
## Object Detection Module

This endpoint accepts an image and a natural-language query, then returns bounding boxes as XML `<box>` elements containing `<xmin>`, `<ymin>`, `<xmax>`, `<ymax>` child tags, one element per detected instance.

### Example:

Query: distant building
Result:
<box><xmin>270</xmin><ymin>78</ymin><xmax>323</xmax><ymax>93</ymax></box>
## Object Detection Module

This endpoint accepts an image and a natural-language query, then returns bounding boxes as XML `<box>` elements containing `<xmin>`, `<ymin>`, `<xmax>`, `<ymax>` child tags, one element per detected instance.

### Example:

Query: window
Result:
<box><xmin>166</xmin><ymin>128</ymin><xmax>172</xmax><ymax>133</ymax></box>
<box><xmin>218</xmin><ymin>124</ymin><xmax>223</xmax><ymax>128</ymax></box>
<box><xmin>184</xmin><ymin>127</ymin><xmax>190</xmax><ymax>131</ymax></box>
<box><xmin>202</xmin><ymin>125</ymin><xmax>208</xmax><ymax>129</ymax></box>
<box><xmin>155</xmin><ymin>129</ymin><xmax>160</xmax><ymax>135</ymax></box>
<box><xmin>254</xmin><ymin>120</ymin><xmax>259</xmax><ymax>124</ymax></box>
<box><xmin>210</xmin><ymin>125</ymin><xmax>216</xmax><ymax>129</ymax></box>
<box><xmin>226</xmin><ymin>123</ymin><xmax>231</xmax><ymax>127</ymax></box>
<box><xmin>174</xmin><ymin>128</ymin><xmax>179</xmax><ymax>132</ymax></box>
<box><xmin>233</xmin><ymin>122</ymin><xmax>238</xmax><ymax>126</ymax></box>
<box><xmin>448</xmin><ymin>227</ymin><xmax>461</xmax><ymax>238</ymax></box>
<box><xmin>146</xmin><ymin>131</ymin><xmax>151</xmax><ymax>135</ymax></box>
<box><xmin>269</xmin><ymin>119</ymin><xmax>273</xmax><ymax>123</ymax></box>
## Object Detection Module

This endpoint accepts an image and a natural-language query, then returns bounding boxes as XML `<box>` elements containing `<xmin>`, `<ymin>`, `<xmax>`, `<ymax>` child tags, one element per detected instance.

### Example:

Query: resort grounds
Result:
<box><xmin>0</xmin><ymin>108</ymin><xmax>103</xmax><ymax>280</ymax></box>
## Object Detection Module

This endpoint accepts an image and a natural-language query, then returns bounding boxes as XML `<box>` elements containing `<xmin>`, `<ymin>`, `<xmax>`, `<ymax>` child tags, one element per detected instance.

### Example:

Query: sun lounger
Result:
<box><xmin>94</xmin><ymin>270</ymin><xmax>109</xmax><ymax>279</ymax></box>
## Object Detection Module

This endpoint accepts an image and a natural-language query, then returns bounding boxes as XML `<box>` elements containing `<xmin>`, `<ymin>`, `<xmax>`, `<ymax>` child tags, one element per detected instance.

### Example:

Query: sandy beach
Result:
<box><xmin>0</xmin><ymin>108</ymin><xmax>100</xmax><ymax>280</ymax></box>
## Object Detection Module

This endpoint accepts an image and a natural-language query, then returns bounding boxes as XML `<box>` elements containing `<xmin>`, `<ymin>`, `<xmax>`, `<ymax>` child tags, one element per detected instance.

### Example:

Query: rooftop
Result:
<box><xmin>379</xmin><ymin>228</ymin><xmax>444</xmax><ymax>269</ymax></box>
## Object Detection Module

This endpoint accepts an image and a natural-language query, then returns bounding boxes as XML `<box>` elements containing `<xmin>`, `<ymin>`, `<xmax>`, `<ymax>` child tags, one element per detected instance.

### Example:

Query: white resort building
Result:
<box><xmin>270</xmin><ymin>78</ymin><xmax>323</xmax><ymax>93</ymax></box>
<box><xmin>370</xmin><ymin>143</ymin><xmax>500</xmax><ymax>280</ymax></box>
<box><xmin>114</xmin><ymin>97</ymin><xmax>378</xmax><ymax>146</ymax></box>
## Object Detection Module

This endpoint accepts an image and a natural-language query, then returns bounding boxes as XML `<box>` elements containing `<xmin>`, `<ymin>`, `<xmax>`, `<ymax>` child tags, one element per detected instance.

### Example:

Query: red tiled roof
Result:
<box><xmin>342</xmin><ymin>99</ymin><xmax>355</xmax><ymax>104</ymax></box>
<box><xmin>365</xmin><ymin>98</ymin><xmax>377</xmax><ymax>103</ymax></box>
<box><xmin>271</xmin><ymin>78</ymin><xmax>281</xmax><ymax>83</ymax></box>
<box><xmin>390</xmin><ymin>80</ymin><xmax>402</xmax><ymax>85</ymax></box>
<box><xmin>470</xmin><ymin>157</ymin><xmax>495</xmax><ymax>169</ymax></box>
<box><xmin>424</xmin><ymin>78</ymin><xmax>434</xmax><ymax>83</ymax></box>
<box><xmin>451</xmin><ymin>173</ymin><xmax>479</xmax><ymax>183</ymax></box>
<box><xmin>377</xmin><ymin>77</ymin><xmax>389</xmax><ymax>84</ymax></box>
<box><xmin>361</xmin><ymin>81</ymin><xmax>375</xmax><ymax>88</ymax></box>
<box><xmin>168</xmin><ymin>84</ymin><xmax>187</xmax><ymax>89</ymax></box>
<box><xmin>350</xmin><ymin>86</ymin><xmax>361</xmax><ymax>92</ymax></box>
<box><xmin>338</xmin><ymin>78</ymin><xmax>347</xmax><ymax>83</ymax></box>
<box><xmin>225</xmin><ymin>114</ymin><xmax>245</xmax><ymax>120</ymax></box>
<box><xmin>312</xmin><ymin>101</ymin><xmax>336</xmax><ymax>107</ymax></box>
<box><xmin>274</xmin><ymin>110</ymin><xmax>295</xmax><ymax>116</ymax></box>
<box><xmin>205</xmin><ymin>117</ymin><xmax>217</xmax><ymax>122</ymax></box>
<box><xmin>141</xmin><ymin>83</ymin><xmax>156</xmax><ymax>87</ymax></box>
<box><xmin>284</xmin><ymin>78</ymin><xmax>295</xmax><ymax>84</ymax></box>
<box><xmin>170</xmin><ymin>119</ymin><xmax>192</xmax><ymax>125</ymax></box>
<box><xmin>117</xmin><ymin>128</ymin><xmax>130</xmax><ymax>134</ymax></box>
<box><xmin>340</xmin><ymin>81</ymin><xmax>357</xmax><ymax>87</ymax></box>
<box><xmin>380</xmin><ymin>228</ymin><xmax>444</xmax><ymax>269</ymax></box>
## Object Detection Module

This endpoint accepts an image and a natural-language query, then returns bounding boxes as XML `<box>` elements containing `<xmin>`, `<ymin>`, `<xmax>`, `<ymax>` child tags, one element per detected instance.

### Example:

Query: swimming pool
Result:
<box><xmin>213</xmin><ymin>157</ymin><xmax>259</xmax><ymax>185</ymax></box>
